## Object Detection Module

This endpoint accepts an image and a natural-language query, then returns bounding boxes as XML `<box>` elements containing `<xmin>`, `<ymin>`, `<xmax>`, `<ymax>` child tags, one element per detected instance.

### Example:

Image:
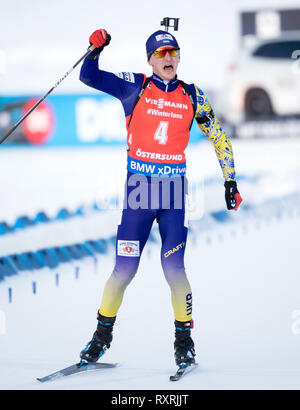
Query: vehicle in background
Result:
<box><xmin>217</xmin><ymin>34</ymin><xmax>300</xmax><ymax>125</ymax></box>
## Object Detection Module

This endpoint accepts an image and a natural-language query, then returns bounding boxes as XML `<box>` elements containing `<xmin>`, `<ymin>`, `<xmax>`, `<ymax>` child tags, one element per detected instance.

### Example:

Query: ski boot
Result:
<box><xmin>80</xmin><ymin>313</ymin><xmax>116</xmax><ymax>363</ymax></box>
<box><xmin>174</xmin><ymin>319</ymin><xmax>196</xmax><ymax>366</ymax></box>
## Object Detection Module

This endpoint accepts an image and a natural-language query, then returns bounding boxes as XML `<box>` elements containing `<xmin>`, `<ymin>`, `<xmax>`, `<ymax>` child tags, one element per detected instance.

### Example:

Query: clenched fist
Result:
<box><xmin>89</xmin><ymin>29</ymin><xmax>111</xmax><ymax>52</ymax></box>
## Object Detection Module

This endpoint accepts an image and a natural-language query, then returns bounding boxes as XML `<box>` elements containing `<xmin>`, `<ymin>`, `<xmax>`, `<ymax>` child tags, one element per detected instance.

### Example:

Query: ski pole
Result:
<box><xmin>0</xmin><ymin>45</ymin><xmax>96</xmax><ymax>145</ymax></box>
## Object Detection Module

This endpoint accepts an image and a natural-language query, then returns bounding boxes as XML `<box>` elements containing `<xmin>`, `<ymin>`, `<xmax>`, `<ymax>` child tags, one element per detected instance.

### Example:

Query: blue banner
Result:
<box><xmin>0</xmin><ymin>94</ymin><xmax>204</xmax><ymax>146</ymax></box>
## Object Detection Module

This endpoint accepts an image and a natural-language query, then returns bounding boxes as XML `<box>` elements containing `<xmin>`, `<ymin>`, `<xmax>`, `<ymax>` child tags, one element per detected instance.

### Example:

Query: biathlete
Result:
<box><xmin>79</xmin><ymin>28</ymin><xmax>243</xmax><ymax>367</ymax></box>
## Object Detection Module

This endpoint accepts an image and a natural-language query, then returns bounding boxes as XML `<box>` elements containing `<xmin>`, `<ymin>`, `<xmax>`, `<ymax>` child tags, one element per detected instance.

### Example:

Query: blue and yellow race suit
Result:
<box><xmin>80</xmin><ymin>52</ymin><xmax>236</xmax><ymax>322</ymax></box>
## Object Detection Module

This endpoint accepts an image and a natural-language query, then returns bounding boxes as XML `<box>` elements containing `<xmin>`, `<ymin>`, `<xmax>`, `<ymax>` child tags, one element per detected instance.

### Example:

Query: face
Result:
<box><xmin>148</xmin><ymin>48</ymin><xmax>180</xmax><ymax>81</ymax></box>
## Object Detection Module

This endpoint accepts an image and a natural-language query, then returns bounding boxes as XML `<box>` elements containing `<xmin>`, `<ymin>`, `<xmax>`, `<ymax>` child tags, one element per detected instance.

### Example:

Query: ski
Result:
<box><xmin>37</xmin><ymin>360</ymin><xmax>118</xmax><ymax>383</ymax></box>
<box><xmin>169</xmin><ymin>363</ymin><xmax>198</xmax><ymax>382</ymax></box>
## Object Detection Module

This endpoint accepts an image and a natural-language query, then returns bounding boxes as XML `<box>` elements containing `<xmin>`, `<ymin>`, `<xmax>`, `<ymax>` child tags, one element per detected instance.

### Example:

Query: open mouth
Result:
<box><xmin>164</xmin><ymin>65</ymin><xmax>174</xmax><ymax>71</ymax></box>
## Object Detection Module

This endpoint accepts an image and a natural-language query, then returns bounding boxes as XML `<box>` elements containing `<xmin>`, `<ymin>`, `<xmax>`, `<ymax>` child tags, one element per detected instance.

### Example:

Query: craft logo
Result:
<box><xmin>164</xmin><ymin>241</ymin><xmax>186</xmax><ymax>258</ymax></box>
<box><xmin>186</xmin><ymin>293</ymin><xmax>192</xmax><ymax>316</ymax></box>
<box><xmin>117</xmin><ymin>240</ymin><xmax>140</xmax><ymax>257</ymax></box>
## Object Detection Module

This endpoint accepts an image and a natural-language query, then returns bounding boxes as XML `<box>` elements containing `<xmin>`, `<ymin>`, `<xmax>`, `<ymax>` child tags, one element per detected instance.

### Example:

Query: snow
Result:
<box><xmin>0</xmin><ymin>138</ymin><xmax>300</xmax><ymax>390</ymax></box>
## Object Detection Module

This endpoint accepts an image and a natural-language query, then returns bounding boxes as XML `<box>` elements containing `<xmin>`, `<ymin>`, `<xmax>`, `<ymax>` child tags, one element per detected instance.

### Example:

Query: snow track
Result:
<box><xmin>1</xmin><ymin>139</ymin><xmax>300</xmax><ymax>390</ymax></box>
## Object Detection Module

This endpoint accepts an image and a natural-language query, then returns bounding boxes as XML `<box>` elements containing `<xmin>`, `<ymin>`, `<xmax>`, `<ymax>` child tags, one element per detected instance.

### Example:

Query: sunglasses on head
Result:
<box><xmin>151</xmin><ymin>47</ymin><xmax>180</xmax><ymax>59</ymax></box>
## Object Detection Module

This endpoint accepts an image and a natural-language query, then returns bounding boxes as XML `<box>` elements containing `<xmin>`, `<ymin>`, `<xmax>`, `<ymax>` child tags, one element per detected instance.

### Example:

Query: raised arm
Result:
<box><xmin>79</xmin><ymin>29</ymin><xmax>144</xmax><ymax>115</ymax></box>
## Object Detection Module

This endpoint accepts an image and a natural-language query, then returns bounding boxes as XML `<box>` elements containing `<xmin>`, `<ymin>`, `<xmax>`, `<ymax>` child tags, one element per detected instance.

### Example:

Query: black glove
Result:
<box><xmin>224</xmin><ymin>180</ymin><xmax>242</xmax><ymax>210</ymax></box>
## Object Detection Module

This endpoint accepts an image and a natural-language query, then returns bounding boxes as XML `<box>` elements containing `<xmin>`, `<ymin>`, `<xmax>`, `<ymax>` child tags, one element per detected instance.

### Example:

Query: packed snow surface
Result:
<box><xmin>0</xmin><ymin>138</ymin><xmax>300</xmax><ymax>390</ymax></box>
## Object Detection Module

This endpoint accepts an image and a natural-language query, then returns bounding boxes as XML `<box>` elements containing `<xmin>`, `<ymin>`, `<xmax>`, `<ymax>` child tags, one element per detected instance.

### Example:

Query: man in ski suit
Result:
<box><xmin>79</xmin><ymin>28</ymin><xmax>243</xmax><ymax>368</ymax></box>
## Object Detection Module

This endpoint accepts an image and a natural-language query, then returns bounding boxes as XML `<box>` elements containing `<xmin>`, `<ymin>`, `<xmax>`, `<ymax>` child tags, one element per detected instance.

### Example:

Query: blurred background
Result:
<box><xmin>0</xmin><ymin>0</ymin><xmax>300</xmax><ymax>390</ymax></box>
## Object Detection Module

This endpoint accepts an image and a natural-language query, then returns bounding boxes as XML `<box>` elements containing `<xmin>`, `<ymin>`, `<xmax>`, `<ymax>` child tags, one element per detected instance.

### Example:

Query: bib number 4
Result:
<box><xmin>154</xmin><ymin>121</ymin><xmax>169</xmax><ymax>145</ymax></box>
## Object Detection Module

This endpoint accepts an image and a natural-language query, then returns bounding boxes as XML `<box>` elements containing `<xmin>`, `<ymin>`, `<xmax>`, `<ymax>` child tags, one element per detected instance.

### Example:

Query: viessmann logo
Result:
<box><xmin>145</xmin><ymin>98</ymin><xmax>188</xmax><ymax>110</ymax></box>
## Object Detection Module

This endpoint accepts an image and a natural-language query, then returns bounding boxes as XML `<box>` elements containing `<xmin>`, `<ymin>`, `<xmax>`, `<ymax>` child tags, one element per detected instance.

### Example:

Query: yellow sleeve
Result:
<box><xmin>194</xmin><ymin>85</ymin><xmax>236</xmax><ymax>181</ymax></box>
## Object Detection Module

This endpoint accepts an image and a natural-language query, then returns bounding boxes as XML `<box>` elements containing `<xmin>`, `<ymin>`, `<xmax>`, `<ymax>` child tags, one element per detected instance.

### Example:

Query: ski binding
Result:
<box><xmin>169</xmin><ymin>363</ymin><xmax>198</xmax><ymax>381</ymax></box>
